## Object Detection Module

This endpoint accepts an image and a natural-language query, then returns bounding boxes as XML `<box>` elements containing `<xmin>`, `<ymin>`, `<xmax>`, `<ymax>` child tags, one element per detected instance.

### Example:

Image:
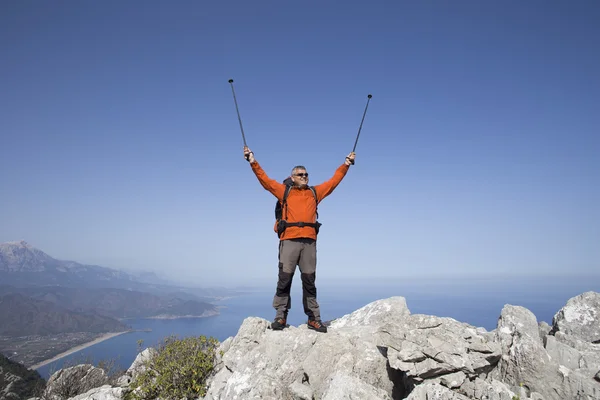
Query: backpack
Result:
<box><xmin>274</xmin><ymin>177</ymin><xmax>321</xmax><ymax>238</ymax></box>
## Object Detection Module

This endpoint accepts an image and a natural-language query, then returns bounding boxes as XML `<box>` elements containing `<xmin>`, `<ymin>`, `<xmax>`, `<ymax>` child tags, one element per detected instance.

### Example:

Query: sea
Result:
<box><xmin>35</xmin><ymin>275</ymin><xmax>598</xmax><ymax>380</ymax></box>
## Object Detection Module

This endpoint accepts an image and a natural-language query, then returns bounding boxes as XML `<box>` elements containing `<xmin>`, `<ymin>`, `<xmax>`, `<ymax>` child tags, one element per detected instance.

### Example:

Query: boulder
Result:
<box><xmin>43</xmin><ymin>364</ymin><xmax>107</xmax><ymax>400</ymax></box>
<box><xmin>552</xmin><ymin>291</ymin><xmax>600</xmax><ymax>342</ymax></box>
<box><xmin>68</xmin><ymin>385</ymin><xmax>123</xmax><ymax>400</ymax></box>
<box><xmin>492</xmin><ymin>304</ymin><xmax>600</xmax><ymax>399</ymax></box>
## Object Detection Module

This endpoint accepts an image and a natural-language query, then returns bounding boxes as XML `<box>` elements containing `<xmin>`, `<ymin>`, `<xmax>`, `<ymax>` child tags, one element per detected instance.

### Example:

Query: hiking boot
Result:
<box><xmin>307</xmin><ymin>319</ymin><xmax>327</xmax><ymax>333</ymax></box>
<box><xmin>271</xmin><ymin>317</ymin><xmax>287</xmax><ymax>330</ymax></box>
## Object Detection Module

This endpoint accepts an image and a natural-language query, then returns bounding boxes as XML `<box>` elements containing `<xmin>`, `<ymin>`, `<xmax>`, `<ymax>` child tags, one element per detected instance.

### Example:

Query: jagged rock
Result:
<box><xmin>67</xmin><ymin>385</ymin><xmax>123</xmax><ymax>400</ymax></box>
<box><xmin>127</xmin><ymin>348</ymin><xmax>157</xmax><ymax>379</ymax></box>
<box><xmin>545</xmin><ymin>329</ymin><xmax>600</xmax><ymax>381</ymax></box>
<box><xmin>552</xmin><ymin>291</ymin><xmax>600</xmax><ymax>342</ymax></box>
<box><xmin>43</xmin><ymin>364</ymin><xmax>107</xmax><ymax>400</ymax></box>
<box><xmin>380</xmin><ymin>314</ymin><xmax>501</xmax><ymax>384</ymax></box>
<box><xmin>1</xmin><ymin>369</ymin><xmax>22</xmax><ymax>400</ymax></box>
<box><xmin>538</xmin><ymin>320</ymin><xmax>551</xmax><ymax>341</ymax></box>
<box><xmin>204</xmin><ymin>299</ymin><xmax>411</xmax><ymax>400</ymax></box>
<box><xmin>406</xmin><ymin>382</ymin><xmax>470</xmax><ymax>399</ymax></box>
<box><xmin>439</xmin><ymin>371</ymin><xmax>465</xmax><ymax>389</ymax></box>
<box><xmin>202</xmin><ymin>293</ymin><xmax>600</xmax><ymax>399</ymax></box>
<box><xmin>492</xmin><ymin>304</ymin><xmax>600</xmax><ymax>400</ymax></box>
<box><xmin>41</xmin><ymin>291</ymin><xmax>600</xmax><ymax>400</ymax></box>
<box><xmin>288</xmin><ymin>380</ymin><xmax>313</xmax><ymax>400</ymax></box>
<box><xmin>320</xmin><ymin>372</ymin><xmax>391</xmax><ymax>399</ymax></box>
<box><xmin>329</xmin><ymin>296</ymin><xmax>410</xmax><ymax>331</ymax></box>
<box><xmin>545</xmin><ymin>334</ymin><xmax>581</xmax><ymax>370</ymax></box>
<box><xmin>116</xmin><ymin>347</ymin><xmax>158</xmax><ymax>388</ymax></box>
<box><xmin>459</xmin><ymin>377</ymin><xmax>517</xmax><ymax>400</ymax></box>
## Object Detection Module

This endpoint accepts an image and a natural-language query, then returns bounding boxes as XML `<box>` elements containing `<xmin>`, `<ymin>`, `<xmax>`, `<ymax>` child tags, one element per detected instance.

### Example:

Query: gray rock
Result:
<box><xmin>459</xmin><ymin>377</ymin><xmax>516</xmax><ymax>400</ymax></box>
<box><xmin>116</xmin><ymin>347</ymin><xmax>158</xmax><ymax>389</ymax></box>
<box><xmin>552</xmin><ymin>291</ymin><xmax>600</xmax><ymax>343</ymax></box>
<box><xmin>330</xmin><ymin>296</ymin><xmax>411</xmax><ymax>333</ymax></box>
<box><xmin>545</xmin><ymin>334</ymin><xmax>581</xmax><ymax>370</ymax></box>
<box><xmin>381</xmin><ymin>314</ymin><xmax>501</xmax><ymax>384</ymax></box>
<box><xmin>40</xmin><ymin>291</ymin><xmax>600</xmax><ymax>400</ymax></box>
<box><xmin>67</xmin><ymin>385</ymin><xmax>123</xmax><ymax>400</ymax></box>
<box><xmin>550</xmin><ymin>330</ymin><xmax>600</xmax><ymax>379</ymax></box>
<box><xmin>127</xmin><ymin>347</ymin><xmax>157</xmax><ymax>380</ymax></box>
<box><xmin>43</xmin><ymin>364</ymin><xmax>107</xmax><ymax>400</ymax></box>
<box><xmin>320</xmin><ymin>372</ymin><xmax>391</xmax><ymax>400</ymax></box>
<box><xmin>204</xmin><ymin>313</ymin><xmax>397</xmax><ymax>400</ymax></box>
<box><xmin>492</xmin><ymin>304</ymin><xmax>600</xmax><ymax>400</ymax></box>
<box><xmin>406</xmin><ymin>382</ymin><xmax>470</xmax><ymax>399</ymax></box>
<box><xmin>288</xmin><ymin>381</ymin><xmax>313</xmax><ymax>400</ymax></box>
<box><xmin>439</xmin><ymin>371</ymin><xmax>466</xmax><ymax>389</ymax></box>
<box><xmin>538</xmin><ymin>320</ymin><xmax>551</xmax><ymax>341</ymax></box>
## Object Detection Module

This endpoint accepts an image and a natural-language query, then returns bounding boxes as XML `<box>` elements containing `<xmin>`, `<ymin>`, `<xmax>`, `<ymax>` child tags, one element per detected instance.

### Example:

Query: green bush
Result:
<box><xmin>125</xmin><ymin>334</ymin><xmax>219</xmax><ymax>400</ymax></box>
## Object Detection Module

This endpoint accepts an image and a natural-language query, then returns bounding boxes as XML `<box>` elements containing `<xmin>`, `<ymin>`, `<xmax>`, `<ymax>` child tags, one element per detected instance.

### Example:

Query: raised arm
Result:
<box><xmin>314</xmin><ymin>152</ymin><xmax>355</xmax><ymax>202</ymax></box>
<box><xmin>245</xmin><ymin>147</ymin><xmax>286</xmax><ymax>200</ymax></box>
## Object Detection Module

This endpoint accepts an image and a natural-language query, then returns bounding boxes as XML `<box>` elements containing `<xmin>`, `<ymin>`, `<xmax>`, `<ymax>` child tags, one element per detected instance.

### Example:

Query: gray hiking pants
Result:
<box><xmin>273</xmin><ymin>238</ymin><xmax>320</xmax><ymax>321</ymax></box>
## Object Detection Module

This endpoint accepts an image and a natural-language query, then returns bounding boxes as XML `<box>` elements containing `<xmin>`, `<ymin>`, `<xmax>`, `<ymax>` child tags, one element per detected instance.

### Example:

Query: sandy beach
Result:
<box><xmin>29</xmin><ymin>331</ymin><xmax>130</xmax><ymax>370</ymax></box>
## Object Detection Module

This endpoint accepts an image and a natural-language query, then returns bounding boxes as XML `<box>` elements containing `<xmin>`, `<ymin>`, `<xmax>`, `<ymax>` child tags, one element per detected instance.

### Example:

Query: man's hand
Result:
<box><xmin>244</xmin><ymin>146</ymin><xmax>255</xmax><ymax>163</ymax></box>
<box><xmin>345</xmin><ymin>152</ymin><xmax>356</xmax><ymax>166</ymax></box>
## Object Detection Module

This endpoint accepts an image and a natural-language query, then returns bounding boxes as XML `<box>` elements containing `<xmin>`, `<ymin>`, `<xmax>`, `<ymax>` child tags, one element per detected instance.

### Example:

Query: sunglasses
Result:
<box><xmin>294</xmin><ymin>173</ymin><xmax>309</xmax><ymax>178</ymax></box>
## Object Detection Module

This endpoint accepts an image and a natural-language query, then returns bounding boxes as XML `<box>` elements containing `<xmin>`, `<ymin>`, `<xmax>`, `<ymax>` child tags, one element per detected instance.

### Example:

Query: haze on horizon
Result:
<box><xmin>1</xmin><ymin>1</ymin><xmax>599</xmax><ymax>288</ymax></box>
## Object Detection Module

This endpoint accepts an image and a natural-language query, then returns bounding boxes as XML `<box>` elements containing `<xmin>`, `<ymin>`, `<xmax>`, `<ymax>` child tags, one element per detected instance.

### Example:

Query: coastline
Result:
<box><xmin>120</xmin><ymin>310</ymin><xmax>220</xmax><ymax>321</ymax></box>
<box><xmin>29</xmin><ymin>331</ymin><xmax>130</xmax><ymax>370</ymax></box>
<box><xmin>145</xmin><ymin>310</ymin><xmax>220</xmax><ymax>320</ymax></box>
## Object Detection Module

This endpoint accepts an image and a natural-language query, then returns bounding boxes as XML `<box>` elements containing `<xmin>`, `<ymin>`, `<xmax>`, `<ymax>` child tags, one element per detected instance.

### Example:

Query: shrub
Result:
<box><xmin>125</xmin><ymin>334</ymin><xmax>219</xmax><ymax>400</ymax></box>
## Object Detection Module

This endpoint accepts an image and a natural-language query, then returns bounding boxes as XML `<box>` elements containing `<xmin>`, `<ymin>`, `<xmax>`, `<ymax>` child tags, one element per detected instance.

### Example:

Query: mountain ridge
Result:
<box><xmin>0</xmin><ymin>240</ymin><xmax>239</xmax><ymax>300</ymax></box>
<box><xmin>0</xmin><ymin>292</ymin><xmax>128</xmax><ymax>336</ymax></box>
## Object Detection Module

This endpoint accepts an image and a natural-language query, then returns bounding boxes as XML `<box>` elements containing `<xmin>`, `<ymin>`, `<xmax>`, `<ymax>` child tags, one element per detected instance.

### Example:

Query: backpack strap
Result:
<box><xmin>309</xmin><ymin>186</ymin><xmax>319</xmax><ymax>219</ymax></box>
<box><xmin>281</xmin><ymin>184</ymin><xmax>293</xmax><ymax>221</ymax></box>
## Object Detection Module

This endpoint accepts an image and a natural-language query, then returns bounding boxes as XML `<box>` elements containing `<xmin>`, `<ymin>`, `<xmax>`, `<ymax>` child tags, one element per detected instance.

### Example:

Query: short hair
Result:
<box><xmin>291</xmin><ymin>165</ymin><xmax>306</xmax><ymax>175</ymax></box>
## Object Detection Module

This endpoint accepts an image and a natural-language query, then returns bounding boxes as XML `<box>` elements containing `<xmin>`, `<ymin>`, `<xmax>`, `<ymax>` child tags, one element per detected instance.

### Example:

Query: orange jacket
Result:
<box><xmin>250</xmin><ymin>161</ymin><xmax>350</xmax><ymax>241</ymax></box>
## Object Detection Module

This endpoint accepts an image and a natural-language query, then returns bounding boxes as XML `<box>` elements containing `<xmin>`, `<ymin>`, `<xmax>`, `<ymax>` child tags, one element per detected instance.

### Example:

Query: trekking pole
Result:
<box><xmin>228</xmin><ymin>79</ymin><xmax>250</xmax><ymax>160</ymax></box>
<box><xmin>349</xmin><ymin>94</ymin><xmax>372</xmax><ymax>165</ymax></box>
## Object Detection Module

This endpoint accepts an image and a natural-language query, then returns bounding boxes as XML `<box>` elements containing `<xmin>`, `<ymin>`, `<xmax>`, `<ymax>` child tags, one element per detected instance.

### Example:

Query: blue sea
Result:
<box><xmin>35</xmin><ymin>275</ymin><xmax>598</xmax><ymax>380</ymax></box>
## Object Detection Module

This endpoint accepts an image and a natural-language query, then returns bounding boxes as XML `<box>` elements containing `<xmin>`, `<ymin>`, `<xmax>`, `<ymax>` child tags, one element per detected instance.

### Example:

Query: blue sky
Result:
<box><xmin>1</xmin><ymin>1</ymin><xmax>599</xmax><ymax>288</ymax></box>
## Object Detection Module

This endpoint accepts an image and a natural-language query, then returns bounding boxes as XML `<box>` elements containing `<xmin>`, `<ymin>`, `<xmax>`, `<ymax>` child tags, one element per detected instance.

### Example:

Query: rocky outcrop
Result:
<box><xmin>551</xmin><ymin>291</ymin><xmax>600</xmax><ymax>343</ymax></box>
<box><xmin>204</xmin><ymin>293</ymin><xmax>600</xmax><ymax>400</ymax></box>
<box><xmin>42</xmin><ymin>364</ymin><xmax>108</xmax><ymax>400</ymax></box>
<box><xmin>42</xmin><ymin>291</ymin><xmax>600</xmax><ymax>399</ymax></box>
<box><xmin>0</xmin><ymin>352</ymin><xmax>45</xmax><ymax>400</ymax></box>
<box><xmin>115</xmin><ymin>348</ymin><xmax>157</xmax><ymax>388</ymax></box>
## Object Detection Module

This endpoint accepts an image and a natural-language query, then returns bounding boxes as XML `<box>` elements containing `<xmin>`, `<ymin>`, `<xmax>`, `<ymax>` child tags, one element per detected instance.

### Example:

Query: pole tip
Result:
<box><xmin>368</xmin><ymin>94</ymin><xmax>372</xmax><ymax>98</ymax></box>
<box><xmin>228</xmin><ymin>79</ymin><xmax>234</xmax><ymax>83</ymax></box>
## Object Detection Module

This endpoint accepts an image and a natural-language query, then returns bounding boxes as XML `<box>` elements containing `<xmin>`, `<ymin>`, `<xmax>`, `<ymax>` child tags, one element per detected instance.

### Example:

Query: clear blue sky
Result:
<box><xmin>1</xmin><ymin>1</ymin><xmax>598</xmax><ymax>288</ymax></box>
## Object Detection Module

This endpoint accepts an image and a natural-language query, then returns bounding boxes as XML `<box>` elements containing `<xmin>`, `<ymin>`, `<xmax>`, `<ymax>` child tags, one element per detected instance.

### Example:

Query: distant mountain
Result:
<box><xmin>0</xmin><ymin>292</ymin><xmax>128</xmax><ymax>336</ymax></box>
<box><xmin>0</xmin><ymin>353</ymin><xmax>45</xmax><ymax>398</ymax></box>
<box><xmin>0</xmin><ymin>241</ymin><xmax>240</xmax><ymax>299</ymax></box>
<box><xmin>0</xmin><ymin>285</ymin><xmax>219</xmax><ymax>320</ymax></box>
<box><xmin>0</xmin><ymin>241</ymin><xmax>139</xmax><ymax>288</ymax></box>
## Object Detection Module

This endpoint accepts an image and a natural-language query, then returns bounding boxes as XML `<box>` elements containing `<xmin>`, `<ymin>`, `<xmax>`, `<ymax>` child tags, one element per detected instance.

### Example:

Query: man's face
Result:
<box><xmin>291</xmin><ymin>169</ymin><xmax>309</xmax><ymax>187</ymax></box>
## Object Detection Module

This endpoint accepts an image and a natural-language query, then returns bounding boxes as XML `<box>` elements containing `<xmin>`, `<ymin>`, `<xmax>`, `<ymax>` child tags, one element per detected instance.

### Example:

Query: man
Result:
<box><xmin>244</xmin><ymin>146</ymin><xmax>355</xmax><ymax>333</ymax></box>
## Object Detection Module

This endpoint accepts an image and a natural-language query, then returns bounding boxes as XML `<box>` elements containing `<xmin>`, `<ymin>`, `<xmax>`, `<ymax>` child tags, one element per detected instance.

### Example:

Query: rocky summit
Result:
<box><xmin>41</xmin><ymin>291</ymin><xmax>600</xmax><ymax>400</ymax></box>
